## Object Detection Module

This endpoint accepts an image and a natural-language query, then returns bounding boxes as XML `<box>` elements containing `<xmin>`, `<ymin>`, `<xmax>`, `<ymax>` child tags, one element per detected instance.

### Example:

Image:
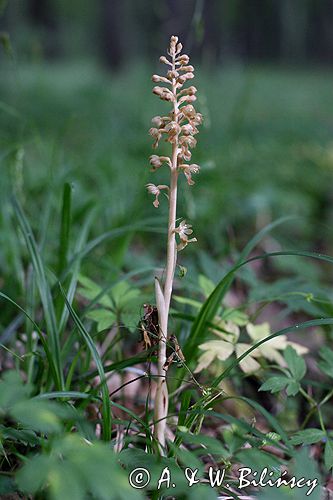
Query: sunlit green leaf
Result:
<box><xmin>259</xmin><ymin>376</ymin><xmax>289</xmax><ymax>393</ymax></box>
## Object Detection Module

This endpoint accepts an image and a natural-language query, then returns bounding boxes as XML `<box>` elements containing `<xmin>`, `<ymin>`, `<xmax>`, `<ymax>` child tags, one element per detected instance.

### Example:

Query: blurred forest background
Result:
<box><xmin>1</xmin><ymin>0</ymin><xmax>333</xmax><ymax>285</ymax></box>
<box><xmin>3</xmin><ymin>0</ymin><xmax>333</xmax><ymax>66</ymax></box>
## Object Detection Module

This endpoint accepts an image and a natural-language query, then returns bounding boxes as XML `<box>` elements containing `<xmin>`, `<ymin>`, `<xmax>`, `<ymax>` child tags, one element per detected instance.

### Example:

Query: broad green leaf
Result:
<box><xmin>292</xmin><ymin>447</ymin><xmax>322</xmax><ymax>499</ymax></box>
<box><xmin>178</xmin><ymin>431</ymin><xmax>229</xmax><ymax>458</ymax></box>
<box><xmin>181</xmin><ymin>484</ymin><xmax>218</xmax><ymax>500</ymax></box>
<box><xmin>284</xmin><ymin>346</ymin><xmax>306</xmax><ymax>381</ymax></box>
<box><xmin>259</xmin><ymin>376</ymin><xmax>289</xmax><ymax>393</ymax></box>
<box><xmin>168</xmin><ymin>442</ymin><xmax>203</xmax><ymax>471</ymax></box>
<box><xmin>110</xmin><ymin>280</ymin><xmax>140</xmax><ymax>308</ymax></box>
<box><xmin>0</xmin><ymin>476</ymin><xmax>16</xmax><ymax>495</ymax></box>
<box><xmin>290</xmin><ymin>429</ymin><xmax>326</xmax><ymax>445</ymax></box>
<box><xmin>80</xmin><ymin>277</ymin><xmax>142</xmax><ymax>331</ymax></box>
<box><xmin>258</xmin><ymin>447</ymin><xmax>321</xmax><ymax>499</ymax></box>
<box><xmin>16</xmin><ymin>454</ymin><xmax>54</xmax><ymax>494</ymax></box>
<box><xmin>222</xmin><ymin>426</ymin><xmax>247</xmax><ymax>454</ymax></box>
<box><xmin>286</xmin><ymin>380</ymin><xmax>300</xmax><ymax>396</ymax></box>
<box><xmin>236</xmin><ymin>447</ymin><xmax>282</xmax><ymax>470</ymax></box>
<box><xmin>194</xmin><ymin>218</ymin><xmax>297</xmax><ymax>365</ymax></box>
<box><xmin>324</xmin><ymin>439</ymin><xmax>333</xmax><ymax>471</ymax></box>
<box><xmin>48</xmin><ymin>463</ymin><xmax>85</xmax><ymax>500</ymax></box>
<box><xmin>121</xmin><ymin>310</ymin><xmax>141</xmax><ymax>331</ymax></box>
<box><xmin>11</xmin><ymin>400</ymin><xmax>70</xmax><ymax>434</ymax></box>
<box><xmin>86</xmin><ymin>308</ymin><xmax>116</xmax><ymax>331</ymax></box>
<box><xmin>0</xmin><ymin>371</ymin><xmax>30</xmax><ymax>409</ymax></box>
<box><xmin>0</xmin><ymin>426</ymin><xmax>40</xmax><ymax>446</ymax></box>
<box><xmin>78</xmin><ymin>275</ymin><xmax>112</xmax><ymax>308</ymax></box>
<box><xmin>17</xmin><ymin>435</ymin><xmax>143</xmax><ymax>500</ymax></box>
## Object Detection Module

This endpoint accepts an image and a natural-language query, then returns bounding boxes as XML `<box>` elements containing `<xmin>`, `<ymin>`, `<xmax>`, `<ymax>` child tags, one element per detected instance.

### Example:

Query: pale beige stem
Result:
<box><xmin>164</xmin><ymin>167</ymin><xmax>178</xmax><ymax>311</ymax></box>
<box><xmin>153</xmin><ymin>46</ymin><xmax>179</xmax><ymax>450</ymax></box>
<box><xmin>153</xmin><ymin>277</ymin><xmax>168</xmax><ymax>448</ymax></box>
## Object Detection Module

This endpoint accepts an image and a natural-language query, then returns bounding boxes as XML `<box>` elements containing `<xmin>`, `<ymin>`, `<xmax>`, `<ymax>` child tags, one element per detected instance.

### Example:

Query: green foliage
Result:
<box><xmin>258</xmin><ymin>448</ymin><xmax>322</xmax><ymax>500</ymax></box>
<box><xmin>260</xmin><ymin>346</ymin><xmax>306</xmax><ymax>396</ymax></box>
<box><xmin>79</xmin><ymin>275</ymin><xmax>142</xmax><ymax>331</ymax></box>
<box><xmin>284</xmin><ymin>346</ymin><xmax>306</xmax><ymax>382</ymax></box>
<box><xmin>324</xmin><ymin>439</ymin><xmax>333</xmax><ymax>471</ymax></box>
<box><xmin>318</xmin><ymin>346</ymin><xmax>333</xmax><ymax>378</ymax></box>
<box><xmin>259</xmin><ymin>376</ymin><xmax>291</xmax><ymax>394</ymax></box>
<box><xmin>61</xmin><ymin>287</ymin><xmax>112</xmax><ymax>441</ymax></box>
<box><xmin>0</xmin><ymin>371</ymin><xmax>73</xmax><ymax>434</ymax></box>
<box><xmin>289</xmin><ymin>429</ymin><xmax>326</xmax><ymax>446</ymax></box>
<box><xmin>17</xmin><ymin>434</ymin><xmax>143</xmax><ymax>500</ymax></box>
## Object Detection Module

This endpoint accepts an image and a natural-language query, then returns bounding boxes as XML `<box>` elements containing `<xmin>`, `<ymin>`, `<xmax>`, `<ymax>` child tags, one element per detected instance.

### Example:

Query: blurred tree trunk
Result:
<box><xmin>101</xmin><ymin>0</ymin><xmax>124</xmax><ymax>70</ymax></box>
<box><xmin>279</xmin><ymin>0</ymin><xmax>308</xmax><ymax>62</ymax></box>
<box><xmin>202</xmin><ymin>0</ymin><xmax>220</xmax><ymax>64</ymax></box>
<box><xmin>164</xmin><ymin>0</ymin><xmax>187</xmax><ymax>40</ymax></box>
<box><xmin>307</xmin><ymin>0</ymin><xmax>333</xmax><ymax>62</ymax></box>
<box><xmin>163</xmin><ymin>0</ymin><xmax>196</xmax><ymax>51</ymax></box>
<box><xmin>28</xmin><ymin>0</ymin><xmax>50</xmax><ymax>25</ymax></box>
<box><xmin>27</xmin><ymin>0</ymin><xmax>59</xmax><ymax>58</ymax></box>
<box><xmin>237</xmin><ymin>0</ymin><xmax>280</xmax><ymax>61</ymax></box>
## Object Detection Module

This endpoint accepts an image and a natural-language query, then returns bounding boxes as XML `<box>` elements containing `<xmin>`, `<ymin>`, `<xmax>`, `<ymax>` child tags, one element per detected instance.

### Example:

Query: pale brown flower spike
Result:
<box><xmin>147</xmin><ymin>36</ymin><xmax>202</xmax><ymax>451</ymax></box>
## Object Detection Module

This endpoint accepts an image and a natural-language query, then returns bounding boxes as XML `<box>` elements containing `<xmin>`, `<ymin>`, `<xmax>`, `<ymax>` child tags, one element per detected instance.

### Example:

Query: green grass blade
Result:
<box><xmin>58</xmin><ymin>209</ymin><xmax>92</xmax><ymax>337</ymax></box>
<box><xmin>12</xmin><ymin>196</ymin><xmax>64</xmax><ymax>389</ymax></box>
<box><xmin>0</xmin><ymin>291</ymin><xmax>60</xmax><ymax>388</ymax></box>
<box><xmin>57</xmin><ymin>182</ymin><xmax>72</xmax><ymax>276</ymax></box>
<box><xmin>77</xmin><ymin>350</ymin><xmax>154</xmax><ymax>382</ymax></box>
<box><xmin>172</xmin><ymin>406</ymin><xmax>290</xmax><ymax>455</ymax></box>
<box><xmin>60</xmin><ymin>285</ymin><xmax>112</xmax><ymax>441</ymax></box>
<box><xmin>111</xmin><ymin>401</ymin><xmax>152</xmax><ymax>434</ymax></box>
<box><xmin>207</xmin><ymin>410</ymin><xmax>292</xmax><ymax>454</ymax></box>
<box><xmin>35</xmin><ymin>391</ymin><xmax>99</xmax><ymax>401</ymax></box>
<box><xmin>222</xmin><ymin>396</ymin><xmax>292</xmax><ymax>451</ymax></box>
